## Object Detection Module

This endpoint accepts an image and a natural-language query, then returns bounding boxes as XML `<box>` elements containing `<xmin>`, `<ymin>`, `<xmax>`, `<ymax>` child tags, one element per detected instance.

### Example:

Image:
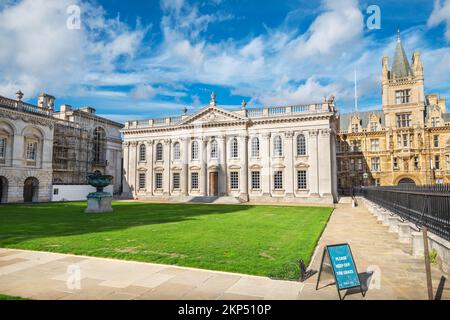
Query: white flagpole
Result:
<box><xmin>354</xmin><ymin>69</ymin><xmax>358</xmax><ymax>112</ymax></box>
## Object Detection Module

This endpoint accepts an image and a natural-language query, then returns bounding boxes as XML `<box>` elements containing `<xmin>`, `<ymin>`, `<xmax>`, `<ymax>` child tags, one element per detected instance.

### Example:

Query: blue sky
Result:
<box><xmin>1</xmin><ymin>0</ymin><xmax>450</xmax><ymax>122</ymax></box>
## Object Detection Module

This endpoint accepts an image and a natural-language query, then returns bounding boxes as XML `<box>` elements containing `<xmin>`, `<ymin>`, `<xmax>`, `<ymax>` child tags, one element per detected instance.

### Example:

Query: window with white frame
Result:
<box><xmin>274</xmin><ymin>136</ymin><xmax>283</xmax><ymax>156</ymax></box>
<box><xmin>396</xmin><ymin>113</ymin><xmax>412</xmax><ymax>128</ymax></box>
<box><xmin>156</xmin><ymin>143</ymin><xmax>163</xmax><ymax>161</ymax></box>
<box><xmin>173</xmin><ymin>172</ymin><xmax>180</xmax><ymax>189</ymax></box>
<box><xmin>393</xmin><ymin>157</ymin><xmax>399</xmax><ymax>169</ymax></box>
<box><xmin>231</xmin><ymin>138</ymin><xmax>239</xmax><ymax>159</ymax></box>
<box><xmin>0</xmin><ymin>138</ymin><xmax>6</xmax><ymax>158</ymax></box>
<box><xmin>395</xmin><ymin>90</ymin><xmax>411</xmax><ymax>104</ymax></box>
<box><xmin>414</xmin><ymin>156</ymin><xmax>420</xmax><ymax>169</ymax></box>
<box><xmin>210</xmin><ymin>140</ymin><xmax>218</xmax><ymax>159</ymax></box>
<box><xmin>357</xmin><ymin>158</ymin><xmax>363</xmax><ymax>171</ymax></box>
<box><xmin>371</xmin><ymin>139</ymin><xmax>380</xmax><ymax>152</ymax></box>
<box><xmin>191</xmin><ymin>172</ymin><xmax>199</xmax><ymax>189</ymax></box>
<box><xmin>371</xmin><ymin>157</ymin><xmax>380</xmax><ymax>172</ymax></box>
<box><xmin>230</xmin><ymin>172</ymin><xmax>239</xmax><ymax>190</ymax></box>
<box><xmin>26</xmin><ymin>142</ymin><xmax>37</xmax><ymax>161</ymax></box>
<box><xmin>274</xmin><ymin>171</ymin><xmax>283</xmax><ymax>190</ymax></box>
<box><xmin>251</xmin><ymin>137</ymin><xmax>260</xmax><ymax>158</ymax></box>
<box><xmin>435</xmin><ymin>155</ymin><xmax>440</xmax><ymax>170</ymax></box>
<box><xmin>351</xmin><ymin>124</ymin><xmax>359</xmax><ymax>133</ymax></box>
<box><xmin>139</xmin><ymin>144</ymin><xmax>146</xmax><ymax>162</ymax></box>
<box><xmin>370</xmin><ymin>122</ymin><xmax>378</xmax><ymax>132</ymax></box>
<box><xmin>431</xmin><ymin>117</ymin><xmax>440</xmax><ymax>127</ymax></box>
<box><xmin>155</xmin><ymin>172</ymin><xmax>163</xmax><ymax>189</ymax></box>
<box><xmin>434</xmin><ymin>135</ymin><xmax>439</xmax><ymax>148</ymax></box>
<box><xmin>297</xmin><ymin>170</ymin><xmax>307</xmax><ymax>190</ymax></box>
<box><xmin>138</xmin><ymin>173</ymin><xmax>146</xmax><ymax>189</ymax></box>
<box><xmin>173</xmin><ymin>142</ymin><xmax>181</xmax><ymax>160</ymax></box>
<box><xmin>297</xmin><ymin>134</ymin><xmax>306</xmax><ymax>156</ymax></box>
<box><xmin>191</xmin><ymin>141</ymin><xmax>199</xmax><ymax>160</ymax></box>
<box><xmin>251</xmin><ymin>171</ymin><xmax>260</xmax><ymax>189</ymax></box>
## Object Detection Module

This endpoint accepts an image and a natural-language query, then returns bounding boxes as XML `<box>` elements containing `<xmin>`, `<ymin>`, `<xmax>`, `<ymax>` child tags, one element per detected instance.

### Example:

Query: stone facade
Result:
<box><xmin>122</xmin><ymin>94</ymin><xmax>338</xmax><ymax>204</ymax></box>
<box><xmin>0</xmin><ymin>93</ymin><xmax>123</xmax><ymax>203</ymax></box>
<box><xmin>53</xmin><ymin>106</ymin><xmax>123</xmax><ymax>193</ymax></box>
<box><xmin>337</xmin><ymin>32</ymin><xmax>450</xmax><ymax>190</ymax></box>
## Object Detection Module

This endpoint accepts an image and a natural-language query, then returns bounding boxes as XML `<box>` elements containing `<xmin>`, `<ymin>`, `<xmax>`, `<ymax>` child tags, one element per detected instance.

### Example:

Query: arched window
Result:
<box><xmin>139</xmin><ymin>144</ymin><xmax>146</xmax><ymax>162</ymax></box>
<box><xmin>274</xmin><ymin>135</ymin><xmax>283</xmax><ymax>156</ymax></box>
<box><xmin>251</xmin><ymin>137</ymin><xmax>260</xmax><ymax>158</ymax></box>
<box><xmin>173</xmin><ymin>142</ymin><xmax>181</xmax><ymax>160</ymax></box>
<box><xmin>93</xmin><ymin>127</ymin><xmax>106</xmax><ymax>165</ymax></box>
<box><xmin>191</xmin><ymin>141</ymin><xmax>199</xmax><ymax>160</ymax></box>
<box><xmin>231</xmin><ymin>138</ymin><xmax>239</xmax><ymax>158</ymax></box>
<box><xmin>156</xmin><ymin>143</ymin><xmax>163</xmax><ymax>161</ymax></box>
<box><xmin>297</xmin><ymin>134</ymin><xmax>306</xmax><ymax>156</ymax></box>
<box><xmin>210</xmin><ymin>140</ymin><xmax>218</xmax><ymax>159</ymax></box>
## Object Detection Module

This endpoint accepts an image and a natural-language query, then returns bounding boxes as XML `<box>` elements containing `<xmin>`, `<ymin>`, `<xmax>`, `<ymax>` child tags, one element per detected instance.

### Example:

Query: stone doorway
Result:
<box><xmin>209</xmin><ymin>172</ymin><xmax>218</xmax><ymax>196</ymax></box>
<box><xmin>0</xmin><ymin>176</ymin><xmax>7</xmax><ymax>203</ymax></box>
<box><xmin>23</xmin><ymin>177</ymin><xmax>39</xmax><ymax>203</ymax></box>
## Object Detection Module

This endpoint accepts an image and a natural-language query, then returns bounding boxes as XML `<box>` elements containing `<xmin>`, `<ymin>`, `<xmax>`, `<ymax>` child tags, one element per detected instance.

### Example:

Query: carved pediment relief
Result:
<box><xmin>295</xmin><ymin>162</ymin><xmax>310</xmax><ymax>169</ymax></box>
<box><xmin>180</xmin><ymin>106</ymin><xmax>247</xmax><ymax>126</ymax></box>
<box><xmin>189</xmin><ymin>165</ymin><xmax>201</xmax><ymax>171</ymax></box>
<box><xmin>250</xmin><ymin>164</ymin><xmax>262</xmax><ymax>170</ymax></box>
<box><xmin>228</xmin><ymin>164</ymin><xmax>241</xmax><ymax>170</ymax></box>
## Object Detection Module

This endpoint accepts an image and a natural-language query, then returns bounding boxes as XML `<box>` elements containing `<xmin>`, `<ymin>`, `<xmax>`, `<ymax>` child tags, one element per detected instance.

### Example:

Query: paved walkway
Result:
<box><xmin>0</xmin><ymin>202</ymin><xmax>449</xmax><ymax>300</ymax></box>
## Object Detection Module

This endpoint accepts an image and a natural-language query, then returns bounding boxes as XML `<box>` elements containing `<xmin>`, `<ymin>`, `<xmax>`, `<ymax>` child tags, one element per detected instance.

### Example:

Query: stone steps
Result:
<box><xmin>188</xmin><ymin>196</ymin><xmax>244</xmax><ymax>204</ymax></box>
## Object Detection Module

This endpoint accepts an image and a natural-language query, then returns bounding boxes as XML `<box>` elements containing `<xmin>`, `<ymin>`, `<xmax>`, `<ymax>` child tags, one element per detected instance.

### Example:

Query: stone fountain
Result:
<box><xmin>85</xmin><ymin>172</ymin><xmax>114</xmax><ymax>213</ymax></box>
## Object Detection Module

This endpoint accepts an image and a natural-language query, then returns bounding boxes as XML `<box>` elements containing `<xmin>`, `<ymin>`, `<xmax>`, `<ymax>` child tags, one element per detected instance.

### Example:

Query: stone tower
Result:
<box><xmin>382</xmin><ymin>30</ymin><xmax>425</xmax><ymax>128</ymax></box>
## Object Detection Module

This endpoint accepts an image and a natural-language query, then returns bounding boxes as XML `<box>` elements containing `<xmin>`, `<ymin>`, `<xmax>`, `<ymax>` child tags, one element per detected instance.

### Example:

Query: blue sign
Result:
<box><xmin>326</xmin><ymin>244</ymin><xmax>360</xmax><ymax>290</ymax></box>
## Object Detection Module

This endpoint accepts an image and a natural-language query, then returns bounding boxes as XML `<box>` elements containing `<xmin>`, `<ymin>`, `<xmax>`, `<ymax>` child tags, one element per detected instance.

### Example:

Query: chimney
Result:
<box><xmin>60</xmin><ymin>104</ymin><xmax>72</xmax><ymax>112</ymax></box>
<box><xmin>38</xmin><ymin>93</ymin><xmax>55</xmax><ymax>111</ymax></box>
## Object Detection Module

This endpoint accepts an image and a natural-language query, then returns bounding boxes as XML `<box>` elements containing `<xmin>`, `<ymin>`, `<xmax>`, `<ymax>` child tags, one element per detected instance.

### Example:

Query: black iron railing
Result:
<box><xmin>356</xmin><ymin>185</ymin><xmax>450</xmax><ymax>241</ymax></box>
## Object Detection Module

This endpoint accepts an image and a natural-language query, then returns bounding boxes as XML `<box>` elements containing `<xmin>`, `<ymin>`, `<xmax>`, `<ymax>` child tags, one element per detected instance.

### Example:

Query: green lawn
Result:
<box><xmin>0</xmin><ymin>294</ymin><xmax>28</xmax><ymax>300</ymax></box>
<box><xmin>0</xmin><ymin>202</ymin><xmax>332</xmax><ymax>279</ymax></box>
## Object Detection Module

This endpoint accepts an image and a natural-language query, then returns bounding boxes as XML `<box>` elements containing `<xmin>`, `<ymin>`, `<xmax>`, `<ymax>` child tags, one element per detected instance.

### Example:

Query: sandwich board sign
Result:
<box><xmin>316</xmin><ymin>243</ymin><xmax>365</xmax><ymax>300</ymax></box>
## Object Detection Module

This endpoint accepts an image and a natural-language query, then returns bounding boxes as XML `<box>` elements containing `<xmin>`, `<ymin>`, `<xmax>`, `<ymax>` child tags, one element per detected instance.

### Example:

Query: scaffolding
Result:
<box><xmin>52</xmin><ymin>121</ymin><xmax>92</xmax><ymax>185</ymax></box>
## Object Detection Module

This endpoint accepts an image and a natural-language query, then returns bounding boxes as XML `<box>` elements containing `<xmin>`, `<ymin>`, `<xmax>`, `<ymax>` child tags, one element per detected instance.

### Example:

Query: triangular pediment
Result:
<box><xmin>179</xmin><ymin>106</ymin><xmax>248</xmax><ymax>125</ymax></box>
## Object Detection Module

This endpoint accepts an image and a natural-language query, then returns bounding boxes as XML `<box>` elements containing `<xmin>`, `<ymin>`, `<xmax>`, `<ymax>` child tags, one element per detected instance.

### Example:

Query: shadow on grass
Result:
<box><xmin>0</xmin><ymin>202</ymin><xmax>254</xmax><ymax>245</ymax></box>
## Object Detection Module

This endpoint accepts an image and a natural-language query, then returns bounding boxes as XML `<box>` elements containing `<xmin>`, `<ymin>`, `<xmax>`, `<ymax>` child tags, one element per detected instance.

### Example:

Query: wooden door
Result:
<box><xmin>209</xmin><ymin>172</ymin><xmax>218</xmax><ymax>196</ymax></box>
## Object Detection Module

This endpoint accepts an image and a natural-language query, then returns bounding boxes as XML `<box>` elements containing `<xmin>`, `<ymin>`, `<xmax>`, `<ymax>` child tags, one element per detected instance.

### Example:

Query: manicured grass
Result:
<box><xmin>0</xmin><ymin>202</ymin><xmax>332</xmax><ymax>279</ymax></box>
<box><xmin>0</xmin><ymin>294</ymin><xmax>29</xmax><ymax>300</ymax></box>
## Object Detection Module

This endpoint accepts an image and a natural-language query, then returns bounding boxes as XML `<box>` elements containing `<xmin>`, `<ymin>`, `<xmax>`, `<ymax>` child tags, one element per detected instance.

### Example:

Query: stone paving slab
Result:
<box><xmin>0</xmin><ymin>202</ymin><xmax>448</xmax><ymax>300</ymax></box>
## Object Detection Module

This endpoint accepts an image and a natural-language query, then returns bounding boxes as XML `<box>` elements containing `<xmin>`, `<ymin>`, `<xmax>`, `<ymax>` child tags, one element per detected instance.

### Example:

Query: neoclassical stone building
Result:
<box><xmin>0</xmin><ymin>92</ymin><xmax>123</xmax><ymax>203</ymax></box>
<box><xmin>337</xmin><ymin>31</ymin><xmax>450</xmax><ymax>190</ymax></box>
<box><xmin>122</xmin><ymin>94</ymin><xmax>338</xmax><ymax>204</ymax></box>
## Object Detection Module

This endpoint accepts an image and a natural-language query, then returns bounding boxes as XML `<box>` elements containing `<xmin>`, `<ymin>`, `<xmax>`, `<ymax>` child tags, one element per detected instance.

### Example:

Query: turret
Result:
<box><xmin>38</xmin><ymin>93</ymin><xmax>55</xmax><ymax>111</ymax></box>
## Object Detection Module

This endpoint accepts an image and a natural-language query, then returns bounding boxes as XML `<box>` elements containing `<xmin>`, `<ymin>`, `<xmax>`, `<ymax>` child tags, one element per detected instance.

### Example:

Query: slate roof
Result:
<box><xmin>339</xmin><ymin>110</ymin><xmax>385</xmax><ymax>130</ymax></box>
<box><xmin>391</xmin><ymin>37</ymin><xmax>412</xmax><ymax>78</ymax></box>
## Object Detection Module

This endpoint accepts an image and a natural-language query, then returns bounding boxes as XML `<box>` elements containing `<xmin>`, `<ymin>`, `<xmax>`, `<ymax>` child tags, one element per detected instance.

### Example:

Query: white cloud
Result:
<box><xmin>428</xmin><ymin>0</ymin><xmax>450</xmax><ymax>40</ymax></box>
<box><xmin>0</xmin><ymin>0</ymin><xmax>148</xmax><ymax>101</ymax></box>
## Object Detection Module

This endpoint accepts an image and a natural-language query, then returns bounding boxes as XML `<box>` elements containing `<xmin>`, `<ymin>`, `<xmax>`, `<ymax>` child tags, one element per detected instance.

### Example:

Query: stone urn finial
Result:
<box><xmin>241</xmin><ymin>99</ymin><xmax>247</xmax><ymax>109</ymax></box>
<box><xmin>210</xmin><ymin>92</ymin><xmax>217</xmax><ymax>107</ymax></box>
<box><xmin>16</xmin><ymin>90</ymin><xmax>24</xmax><ymax>101</ymax></box>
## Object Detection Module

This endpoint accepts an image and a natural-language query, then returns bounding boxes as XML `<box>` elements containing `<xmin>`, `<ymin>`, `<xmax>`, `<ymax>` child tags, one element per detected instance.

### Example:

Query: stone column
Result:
<box><xmin>262</xmin><ymin>133</ymin><xmax>271</xmax><ymax>196</ymax></box>
<box><xmin>318</xmin><ymin>129</ymin><xmax>332</xmax><ymax>197</ymax></box>
<box><xmin>163</xmin><ymin>139</ymin><xmax>171</xmax><ymax>196</ymax></box>
<box><xmin>129</xmin><ymin>141</ymin><xmax>138</xmax><ymax>197</ymax></box>
<box><xmin>240</xmin><ymin>135</ymin><xmax>249</xmax><ymax>201</ymax></box>
<box><xmin>308</xmin><ymin>130</ymin><xmax>319</xmax><ymax>196</ymax></box>
<box><xmin>218</xmin><ymin>135</ymin><xmax>227</xmax><ymax>196</ymax></box>
<box><xmin>200</xmin><ymin>138</ymin><xmax>208</xmax><ymax>196</ymax></box>
<box><xmin>122</xmin><ymin>142</ymin><xmax>131</xmax><ymax>196</ymax></box>
<box><xmin>146</xmin><ymin>140</ymin><xmax>154</xmax><ymax>195</ymax></box>
<box><xmin>285</xmin><ymin>131</ymin><xmax>295</xmax><ymax>197</ymax></box>
<box><xmin>181</xmin><ymin>138</ymin><xmax>189</xmax><ymax>196</ymax></box>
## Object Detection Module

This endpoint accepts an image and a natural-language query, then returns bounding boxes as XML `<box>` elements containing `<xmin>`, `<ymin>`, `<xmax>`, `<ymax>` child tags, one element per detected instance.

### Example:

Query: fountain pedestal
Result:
<box><xmin>85</xmin><ymin>172</ymin><xmax>114</xmax><ymax>214</ymax></box>
<box><xmin>85</xmin><ymin>192</ymin><xmax>113</xmax><ymax>213</ymax></box>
